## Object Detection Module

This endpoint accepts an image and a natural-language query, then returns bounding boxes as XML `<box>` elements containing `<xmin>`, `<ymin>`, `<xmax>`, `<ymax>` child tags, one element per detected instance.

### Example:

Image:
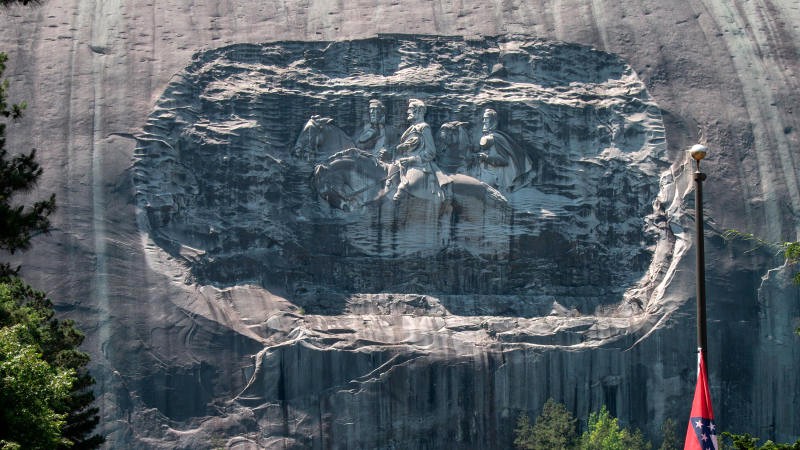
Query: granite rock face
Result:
<box><xmin>125</xmin><ymin>37</ymin><xmax>679</xmax><ymax>447</ymax></box>
<box><xmin>134</xmin><ymin>36</ymin><xmax>669</xmax><ymax>315</ymax></box>
<box><xmin>1</xmin><ymin>1</ymin><xmax>799</xmax><ymax>449</ymax></box>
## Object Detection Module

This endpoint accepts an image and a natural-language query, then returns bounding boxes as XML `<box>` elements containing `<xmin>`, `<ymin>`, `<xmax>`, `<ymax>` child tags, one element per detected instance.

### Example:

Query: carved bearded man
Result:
<box><xmin>355</xmin><ymin>99</ymin><xmax>394</xmax><ymax>161</ymax></box>
<box><xmin>475</xmin><ymin>108</ymin><xmax>532</xmax><ymax>191</ymax></box>
<box><xmin>387</xmin><ymin>99</ymin><xmax>450</xmax><ymax>201</ymax></box>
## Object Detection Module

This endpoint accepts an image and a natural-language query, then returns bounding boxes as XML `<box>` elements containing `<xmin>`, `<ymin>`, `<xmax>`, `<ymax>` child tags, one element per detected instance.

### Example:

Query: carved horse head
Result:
<box><xmin>293</xmin><ymin>115</ymin><xmax>355</xmax><ymax>162</ymax></box>
<box><xmin>437</xmin><ymin>121</ymin><xmax>472</xmax><ymax>173</ymax></box>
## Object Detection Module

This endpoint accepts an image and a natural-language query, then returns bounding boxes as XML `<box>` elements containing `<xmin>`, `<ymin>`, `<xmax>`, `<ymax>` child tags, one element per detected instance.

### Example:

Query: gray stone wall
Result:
<box><xmin>1</xmin><ymin>1</ymin><xmax>798</xmax><ymax>448</ymax></box>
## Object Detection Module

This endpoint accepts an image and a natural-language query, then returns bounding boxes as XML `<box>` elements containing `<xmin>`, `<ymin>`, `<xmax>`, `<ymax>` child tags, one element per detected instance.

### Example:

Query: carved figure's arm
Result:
<box><xmin>480</xmin><ymin>153</ymin><xmax>509</xmax><ymax>167</ymax></box>
<box><xmin>417</xmin><ymin>134</ymin><xmax>436</xmax><ymax>164</ymax></box>
<box><xmin>356</xmin><ymin>125</ymin><xmax>377</xmax><ymax>145</ymax></box>
<box><xmin>396</xmin><ymin>124</ymin><xmax>437</xmax><ymax>165</ymax></box>
<box><xmin>478</xmin><ymin>134</ymin><xmax>509</xmax><ymax>166</ymax></box>
<box><xmin>396</xmin><ymin>135</ymin><xmax>420</xmax><ymax>154</ymax></box>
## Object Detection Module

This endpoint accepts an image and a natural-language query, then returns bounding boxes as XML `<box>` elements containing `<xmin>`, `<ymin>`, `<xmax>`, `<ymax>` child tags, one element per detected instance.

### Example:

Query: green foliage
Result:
<box><xmin>0</xmin><ymin>52</ymin><xmax>101</xmax><ymax>448</ymax></box>
<box><xmin>784</xmin><ymin>241</ymin><xmax>800</xmax><ymax>286</ymax></box>
<box><xmin>719</xmin><ymin>432</ymin><xmax>800</xmax><ymax>450</ymax></box>
<box><xmin>658</xmin><ymin>418</ymin><xmax>679</xmax><ymax>450</ymax></box>
<box><xmin>514</xmin><ymin>398</ymin><xmax>578</xmax><ymax>450</ymax></box>
<box><xmin>514</xmin><ymin>402</ymin><xmax>653</xmax><ymax>450</ymax></box>
<box><xmin>0</xmin><ymin>324</ymin><xmax>74</xmax><ymax>449</ymax></box>
<box><xmin>512</xmin><ymin>402</ymin><xmax>800</xmax><ymax>450</ymax></box>
<box><xmin>0</xmin><ymin>51</ymin><xmax>69</xmax><ymax>449</ymax></box>
<box><xmin>515</xmin><ymin>414</ymin><xmax>535</xmax><ymax>449</ymax></box>
<box><xmin>0</xmin><ymin>279</ymin><xmax>104</xmax><ymax>449</ymax></box>
<box><xmin>0</xmin><ymin>52</ymin><xmax>56</xmax><ymax>277</ymax></box>
<box><xmin>579</xmin><ymin>406</ymin><xmax>652</xmax><ymax>450</ymax></box>
<box><xmin>720</xmin><ymin>432</ymin><xmax>760</xmax><ymax>450</ymax></box>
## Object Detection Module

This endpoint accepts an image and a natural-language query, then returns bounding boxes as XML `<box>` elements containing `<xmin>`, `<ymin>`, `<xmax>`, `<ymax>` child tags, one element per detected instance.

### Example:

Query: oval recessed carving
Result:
<box><xmin>133</xmin><ymin>35</ymin><xmax>670</xmax><ymax>315</ymax></box>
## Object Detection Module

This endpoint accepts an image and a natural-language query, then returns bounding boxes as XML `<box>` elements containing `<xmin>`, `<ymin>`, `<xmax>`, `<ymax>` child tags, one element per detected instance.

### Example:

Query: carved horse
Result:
<box><xmin>293</xmin><ymin>115</ymin><xmax>356</xmax><ymax>162</ymax></box>
<box><xmin>313</xmin><ymin>146</ymin><xmax>509</xmax><ymax>218</ymax></box>
<box><xmin>301</xmin><ymin>116</ymin><xmax>509</xmax><ymax>220</ymax></box>
<box><xmin>312</xmin><ymin>148</ymin><xmax>388</xmax><ymax>211</ymax></box>
<box><xmin>436</xmin><ymin>121</ymin><xmax>474</xmax><ymax>174</ymax></box>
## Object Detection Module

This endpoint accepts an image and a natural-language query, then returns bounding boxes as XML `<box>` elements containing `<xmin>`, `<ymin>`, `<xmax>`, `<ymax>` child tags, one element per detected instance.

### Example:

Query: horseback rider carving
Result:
<box><xmin>385</xmin><ymin>99</ymin><xmax>451</xmax><ymax>201</ymax></box>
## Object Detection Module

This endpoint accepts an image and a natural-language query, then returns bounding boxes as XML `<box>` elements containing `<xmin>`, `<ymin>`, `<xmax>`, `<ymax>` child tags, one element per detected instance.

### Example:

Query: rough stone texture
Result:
<box><xmin>133</xmin><ymin>36</ymin><xmax>668</xmax><ymax>314</ymax></box>
<box><xmin>0</xmin><ymin>1</ymin><xmax>799</xmax><ymax>449</ymax></box>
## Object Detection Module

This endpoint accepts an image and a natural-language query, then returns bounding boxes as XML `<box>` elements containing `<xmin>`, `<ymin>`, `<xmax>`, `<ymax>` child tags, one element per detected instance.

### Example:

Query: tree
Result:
<box><xmin>0</xmin><ymin>324</ymin><xmax>74</xmax><ymax>449</ymax></box>
<box><xmin>514</xmin><ymin>403</ymin><xmax>654</xmax><ymax>450</ymax></box>
<box><xmin>784</xmin><ymin>241</ymin><xmax>800</xmax><ymax>286</ymax></box>
<box><xmin>658</xmin><ymin>418</ymin><xmax>679</xmax><ymax>450</ymax></box>
<box><xmin>515</xmin><ymin>398</ymin><xmax>578</xmax><ymax>450</ymax></box>
<box><xmin>0</xmin><ymin>279</ymin><xmax>104</xmax><ymax>449</ymax></box>
<box><xmin>0</xmin><ymin>52</ymin><xmax>101</xmax><ymax>448</ymax></box>
<box><xmin>719</xmin><ymin>432</ymin><xmax>800</xmax><ymax>450</ymax></box>
<box><xmin>0</xmin><ymin>52</ymin><xmax>56</xmax><ymax>277</ymax></box>
<box><xmin>579</xmin><ymin>406</ymin><xmax>652</xmax><ymax>450</ymax></box>
<box><xmin>515</xmin><ymin>414</ymin><xmax>537</xmax><ymax>449</ymax></box>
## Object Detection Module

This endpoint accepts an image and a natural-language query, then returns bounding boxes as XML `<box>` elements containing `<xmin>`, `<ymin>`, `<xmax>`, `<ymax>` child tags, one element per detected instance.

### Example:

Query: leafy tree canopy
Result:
<box><xmin>658</xmin><ymin>418</ymin><xmax>679</xmax><ymax>450</ymax></box>
<box><xmin>0</xmin><ymin>278</ymin><xmax>104</xmax><ymax>449</ymax></box>
<box><xmin>719</xmin><ymin>432</ymin><xmax>800</xmax><ymax>450</ymax></box>
<box><xmin>0</xmin><ymin>52</ymin><xmax>102</xmax><ymax>448</ymax></box>
<box><xmin>515</xmin><ymin>401</ymin><xmax>654</xmax><ymax>450</ymax></box>
<box><xmin>579</xmin><ymin>406</ymin><xmax>651</xmax><ymax>450</ymax></box>
<box><xmin>515</xmin><ymin>398</ymin><xmax>578</xmax><ymax>450</ymax></box>
<box><xmin>0</xmin><ymin>288</ymin><xmax>75</xmax><ymax>449</ymax></box>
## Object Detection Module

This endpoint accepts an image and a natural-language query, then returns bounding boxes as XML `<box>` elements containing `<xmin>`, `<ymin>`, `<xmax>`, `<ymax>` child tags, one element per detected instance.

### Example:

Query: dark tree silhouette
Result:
<box><xmin>0</xmin><ymin>53</ymin><xmax>56</xmax><ymax>277</ymax></box>
<box><xmin>0</xmin><ymin>52</ymin><xmax>103</xmax><ymax>448</ymax></box>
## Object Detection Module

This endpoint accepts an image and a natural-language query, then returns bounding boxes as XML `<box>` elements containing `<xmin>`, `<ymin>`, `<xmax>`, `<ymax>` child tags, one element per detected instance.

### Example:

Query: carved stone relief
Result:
<box><xmin>133</xmin><ymin>36</ymin><xmax>670</xmax><ymax>315</ymax></box>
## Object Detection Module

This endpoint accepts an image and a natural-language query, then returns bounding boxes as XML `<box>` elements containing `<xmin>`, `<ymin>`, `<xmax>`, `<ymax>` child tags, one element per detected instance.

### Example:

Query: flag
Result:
<box><xmin>684</xmin><ymin>349</ymin><xmax>718</xmax><ymax>450</ymax></box>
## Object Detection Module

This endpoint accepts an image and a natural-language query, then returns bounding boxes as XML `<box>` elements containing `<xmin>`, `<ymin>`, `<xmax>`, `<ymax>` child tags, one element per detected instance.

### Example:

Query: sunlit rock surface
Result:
<box><xmin>126</xmin><ymin>37</ymin><xmax>679</xmax><ymax>447</ymax></box>
<box><xmin>1</xmin><ymin>1</ymin><xmax>799</xmax><ymax>449</ymax></box>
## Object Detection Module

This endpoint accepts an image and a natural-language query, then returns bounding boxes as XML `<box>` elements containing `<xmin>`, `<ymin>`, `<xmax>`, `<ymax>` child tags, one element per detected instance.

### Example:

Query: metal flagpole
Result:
<box><xmin>690</xmin><ymin>143</ymin><xmax>709</xmax><ymax>368</ymax></box>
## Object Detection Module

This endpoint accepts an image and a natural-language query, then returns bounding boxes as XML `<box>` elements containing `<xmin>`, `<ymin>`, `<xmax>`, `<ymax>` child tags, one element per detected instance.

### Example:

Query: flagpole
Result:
<box><xmin>685</xmin><ymin>142</ymin><xmax>717</xmax><ymax>449</ymax></box>
<box><xmin>690</xmin><ymin>144</ymin><xmax>709</xmax><ymax>368</ymax></box>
